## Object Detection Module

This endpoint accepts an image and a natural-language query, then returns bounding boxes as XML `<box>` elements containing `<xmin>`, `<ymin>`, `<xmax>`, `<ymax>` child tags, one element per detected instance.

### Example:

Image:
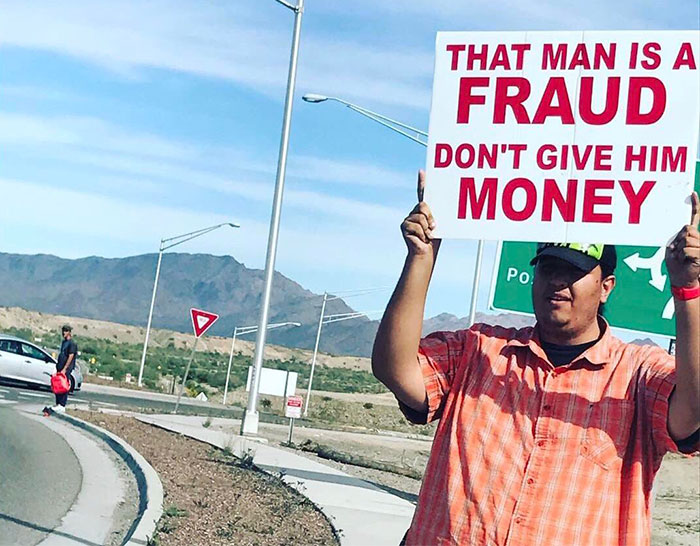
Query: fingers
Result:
<box><xmin>668</xmin><ymin>225</ymin><xmax>700</xmax><ymax>259</ymax></box>
<box><xmin>691</xmin><ymin>191</ymin><xmax>700</xmax><ymax>228</ymax></box>
<box><xmin>402</xmin><ymin>213</ymin><xmax>433</xmax><ymax>243</ymax></box>
<box><xmin>409</xmin><ymin>202</ymin><xmax>436</xmax><ymax>229</ymax></box>
<box><xmin>417</xmin><ymin>170</ymin><xmax>426</xmax><ymax>203</ymax></box>
<box><xmin>403</xmin><ymin>223</ymin><xmax>430</xmax><ymax>244</ymax></box>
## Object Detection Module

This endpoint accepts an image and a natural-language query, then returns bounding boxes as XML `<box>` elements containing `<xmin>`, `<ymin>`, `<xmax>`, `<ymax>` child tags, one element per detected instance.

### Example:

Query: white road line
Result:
<box><xmin>18</xmin><ymin>392</ymin><xmax>51</xmax><ymax>399</ymax></box>
<box><xmin>0</xmin><ymin>388</ymin><xmax>10</xmax><ymax>393</ymax></box>
<box><xmin>0</xmin><ymin>400</ymin><xmax>16</xmax><ymax>405</ymax></box>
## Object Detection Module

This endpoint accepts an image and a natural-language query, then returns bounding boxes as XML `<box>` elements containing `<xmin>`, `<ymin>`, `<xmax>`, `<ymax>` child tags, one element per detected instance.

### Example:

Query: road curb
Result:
<box><xmin>55</xmin><ymin>412</ymin><xmax>164</xmax><ymax>546</ymax></box>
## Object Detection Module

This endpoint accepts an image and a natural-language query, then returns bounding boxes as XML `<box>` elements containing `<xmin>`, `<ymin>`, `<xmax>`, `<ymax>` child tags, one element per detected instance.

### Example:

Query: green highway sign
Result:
<box><xmin>489</xmin><ymin>161</ymin><xmax>700</xmax><ymax>338</ymax></box>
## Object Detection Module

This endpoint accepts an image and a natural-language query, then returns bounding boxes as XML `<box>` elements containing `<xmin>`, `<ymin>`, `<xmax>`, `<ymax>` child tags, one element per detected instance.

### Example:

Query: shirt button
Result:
<box><xmin>543</xmin><ymin>404</ymin><xmax>552</xmax><ymax>410</ymax></box>
<box><xmin>526</xmin><ymin>478</ymin><xmax>534</xmax><ymax>485</ymax></box>
<box><xmin>515</xmin><ymin>517</ymin><xmax>523</xmax><ymax>525</ymax></box>
<box><xmin>537</xmin><ymin>440</ymin><xmax>546</xmax><ymax>447</ymax></box>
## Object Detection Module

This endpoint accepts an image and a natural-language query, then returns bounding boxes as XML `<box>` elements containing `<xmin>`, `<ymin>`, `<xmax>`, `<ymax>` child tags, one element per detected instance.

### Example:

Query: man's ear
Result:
<box><xmin>600</xmin><ymin>274</ymin><xmax>616</xmax><ymax>303</ymax></box>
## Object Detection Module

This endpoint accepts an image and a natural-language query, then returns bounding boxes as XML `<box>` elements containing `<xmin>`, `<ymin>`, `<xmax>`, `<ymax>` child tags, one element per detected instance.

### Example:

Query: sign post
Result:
<box><xmin>174</xmin><ymin>308</ymin><xmax>219</xmax><ymax>414</ymax></box>
<box><xmin>488</xmin><ymin>161</ymin><xmax>700</xmax><ymax>338</ymax></box>
<box><xmin>424</xmin><ymin>31</ymin><xmax>699</xmax><ymax>246</ymax></box>
<box><xmin>285</xmin><ymin>395</ymin><xmax>303</xmax><ymax>444</ymax></box>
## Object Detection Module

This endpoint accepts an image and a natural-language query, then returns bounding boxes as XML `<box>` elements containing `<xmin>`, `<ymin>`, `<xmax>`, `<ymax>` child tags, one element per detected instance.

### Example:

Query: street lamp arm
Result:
<box><xmin>161</xmin><ymin>222</ymin><xmax>240</xmax><ymax>250</ymax></box>
<box><xmin>346</xmin><ymin>106</ymin><xmax>427</xmax><ymax>147</ymax></box>
<box><xmin>235</xmin><ymin>321</ymin><xmax>301</xmax><ymax>337</ymax></box>
<box><xmin>273</xmin><ymin>0</ymin><xmax>300</xmax><ymax>11</ymax></box>
<box><xmin>338</xmin><ymin>100</ymin><xmax>427</xmax><ymax>137</ymax></box>
<box><xmin>323</xmin><ymin>310</ymin><xmax>383</xmax><ymax>324</ymax></box>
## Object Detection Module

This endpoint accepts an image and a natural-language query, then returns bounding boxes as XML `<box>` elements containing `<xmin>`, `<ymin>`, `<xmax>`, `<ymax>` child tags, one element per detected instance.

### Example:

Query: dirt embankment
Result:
<box><xmin>71</xmin><ymin>410</ymin><xmax>339</xmax><ymax>546</ymax></box>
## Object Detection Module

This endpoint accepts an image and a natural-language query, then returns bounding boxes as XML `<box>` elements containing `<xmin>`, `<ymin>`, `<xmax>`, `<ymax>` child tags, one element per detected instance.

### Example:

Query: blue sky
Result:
<box><xmin>0</xmin><ymin>0</ymin><xmax>698</xmax><ymax>329</ymax></box>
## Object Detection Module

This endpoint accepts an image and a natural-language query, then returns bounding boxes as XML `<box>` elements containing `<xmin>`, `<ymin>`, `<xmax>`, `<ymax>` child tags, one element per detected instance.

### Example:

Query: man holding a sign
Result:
<box><xmin>372</xmin><ymin>30</ymin><xmax>699</xmax><ymax>546</ymax></box>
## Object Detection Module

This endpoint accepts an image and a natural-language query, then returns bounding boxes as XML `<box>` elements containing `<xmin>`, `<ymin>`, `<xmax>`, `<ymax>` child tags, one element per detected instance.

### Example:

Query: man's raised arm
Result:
<box><xmin>372</xmin><ymin>171</ymin><xmax>441</xmax><ymax>413</ymax></box>
<box><xmin>666</xmin><ymin>191</ymin><xmax>700</xmax><ymax>441</ymax></box>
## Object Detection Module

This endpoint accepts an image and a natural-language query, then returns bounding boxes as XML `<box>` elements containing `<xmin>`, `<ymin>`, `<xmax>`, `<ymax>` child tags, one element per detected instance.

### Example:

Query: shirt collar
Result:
<box><xmin>505</xmin><ymin>317</ymin><xmax>613</xmax><ymax>368</ymax></box>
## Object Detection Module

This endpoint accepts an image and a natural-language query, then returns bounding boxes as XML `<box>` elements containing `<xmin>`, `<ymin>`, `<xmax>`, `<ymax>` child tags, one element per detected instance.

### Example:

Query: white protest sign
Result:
<box><xmin>424</xmin><ymin>31</ymin><xmax>699</xmax><ymax>246</ymax></box>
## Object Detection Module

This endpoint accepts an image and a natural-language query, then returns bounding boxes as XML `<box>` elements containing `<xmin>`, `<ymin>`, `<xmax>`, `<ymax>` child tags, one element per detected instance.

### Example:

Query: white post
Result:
<box><xmin>223</xmin><ymin>327</ymin><xmax>238</xmax><ymax>405</ymax></box>
<box><xmin>468</xmin><ymin>240</ymin><xmax>485</xmax><ymax>326</ymax></box>
<box><xmin>304</xmin><ymin>292</ymin><xmax>327</xmax><ymax>416</ymax></box>
<box><xmin>174</xmin><ymin>337</ymin><xmax>199</xmax><ymax>414</ymax></box>
<box><xmin>138</xmin><ymin>244</ymin><xmax>164</xmax><ymax>387</ymax></box>
<box><xmin>241</xmin><ymin>0</ymin><xmax>305</xmax><ymax>436</ymax></box>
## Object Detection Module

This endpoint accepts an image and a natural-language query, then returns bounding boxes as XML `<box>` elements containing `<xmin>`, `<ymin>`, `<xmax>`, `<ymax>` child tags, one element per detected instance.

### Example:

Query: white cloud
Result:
<box><xmin>0</xmin><ymin>110</ymin><xmax>407</xmax><ymax>225</ymax></box>
<box><xmin>0</xmin><ymin>176</ymin><xmax>420</xmax><ymax>278</ymax></box>
<box><xmin>288</xmin><ymin>155</ymin><xmax>411</xmax><ymax>189</ymax></box>
<box><xmin>0</xmin><ymin>1</ymin><xmax>433</xmax><ymax>110</ymax></box>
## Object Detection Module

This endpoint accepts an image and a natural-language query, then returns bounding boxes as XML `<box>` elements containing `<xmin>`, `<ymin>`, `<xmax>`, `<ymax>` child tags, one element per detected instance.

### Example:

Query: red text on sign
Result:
<box><xmin>457</xmin><ymin>76</ymin><xmax>666</xmax><ymax>125</ymax></box>
<box><xmin>456</xmin><ymin>177</ymin><xmax>656</xmax><ymax>224</ymax></box>
<box><xmin>541</xmin><ymin>42</ymin><xmax>617</xmax><ymax>70</ymax></box>
<box><xmin>446</xmin><ymin>43</ymin><xmax>532</xmax><ymax>71</ymax></box>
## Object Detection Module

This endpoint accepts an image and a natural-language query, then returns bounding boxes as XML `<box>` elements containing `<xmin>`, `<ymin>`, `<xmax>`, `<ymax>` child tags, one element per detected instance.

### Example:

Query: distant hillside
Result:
<box><xmin>0</xmin><ymin>252</ymin><xmax>372</xmax><ymax>354</ymax></box>
<box><xmin>4</xmin><ymin>251</ymin><xmax>650</xmax><ymax>358</ymax></box>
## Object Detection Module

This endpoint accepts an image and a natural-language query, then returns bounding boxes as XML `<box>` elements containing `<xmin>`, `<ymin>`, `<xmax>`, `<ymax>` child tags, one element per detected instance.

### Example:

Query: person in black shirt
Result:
<box><xmin>51</xmin><ymin>324</ymin><xmax>78</xmax><ymax>413</ymax></box>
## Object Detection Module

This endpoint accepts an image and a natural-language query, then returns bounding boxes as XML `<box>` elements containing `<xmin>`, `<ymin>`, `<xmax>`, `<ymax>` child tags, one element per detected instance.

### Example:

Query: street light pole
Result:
<box><xmin>303</xmin><ymin>305</ymin><xmax>383</xmax><ymax>416</ymax></box>
<box><xmin>242</xmin><ymin>0</ymin><xmax>305</xmax><ymax>436</ymax></box>
<box><xmin>138</xmin><ymin>242</ymin><xmax>164</xmax><ymax>387</ymax></box>
<box><xmin>304</xmin><ymin>292</ymin><xmax>327</xmax><ymax>415</ymax></box>
<box><xmin>137</xmin><ymin>222</ymin><xmax>239</xmax><ymax>387</ymax></box>
<box><xmin>302</xmin><ymin>93</ymin><xmax>485</xmax><ymax>325</ymax></box>
<box><xmin>223</xmin><ymin>327</ymin><xmax>240</xmax><ymax>406</ymax></box>
<box><xmin>223</xmin><ymin>321</ymin><xmax>300</xmax><ymax>405</ymax></box>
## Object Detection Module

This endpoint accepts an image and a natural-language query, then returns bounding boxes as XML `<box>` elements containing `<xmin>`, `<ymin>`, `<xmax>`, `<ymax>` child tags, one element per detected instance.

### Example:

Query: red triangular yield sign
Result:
<box><xmin>190</xmin><ymin>308</ymin><xmax>219</xmax><ymax>338</ymax></box>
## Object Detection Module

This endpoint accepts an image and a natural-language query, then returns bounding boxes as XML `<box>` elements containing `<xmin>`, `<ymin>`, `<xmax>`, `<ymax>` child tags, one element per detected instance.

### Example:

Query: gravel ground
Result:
<box><xmin>71</xmin><ymin>411</ymin><xmax>339</xmax><ymax>546</ymax></box>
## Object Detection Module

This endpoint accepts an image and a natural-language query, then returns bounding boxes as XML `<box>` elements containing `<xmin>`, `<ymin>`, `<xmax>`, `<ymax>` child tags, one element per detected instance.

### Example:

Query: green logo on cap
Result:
<box><xmin>550</xmin><ymin>243</ymin><xmax>604</xmax><ymax>260</ymax></box>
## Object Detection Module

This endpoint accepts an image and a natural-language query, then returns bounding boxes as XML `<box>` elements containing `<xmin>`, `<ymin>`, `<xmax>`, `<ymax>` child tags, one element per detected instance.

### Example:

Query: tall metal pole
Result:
<box><xmin>241</xmin><ymin>0</ymin><xmax>305</xmax><ymax>436</ymax></box>
<box><xmin>304</xmin><ymin>292</ymin><xmax>327</xmax><ymax>416</ymax></box>
<box><xmin>223</xmin><ymin>327</ymin><xmax>238</xmax><ymax>405</ymax></box>
<box><xmin>174</xmin><ymin>337</ymin><xmax>199</xmax><ymax>414</ymax></box>
<box><xmin>137</xmin><ymin>242</ymin><xmax>164</xmax><ymax>387</ymax></box>
<box><xmin>468</xmin><ymin>240</ymin><xmax>484</xmax><ymax>326</ymax></box>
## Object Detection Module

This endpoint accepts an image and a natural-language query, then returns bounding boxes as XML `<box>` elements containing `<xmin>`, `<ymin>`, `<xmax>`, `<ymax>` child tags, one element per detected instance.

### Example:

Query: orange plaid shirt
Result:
<box><xmin>402</xmin><ymin>321</ymin><xmax>698</xmax><ymax>546</ymax></box>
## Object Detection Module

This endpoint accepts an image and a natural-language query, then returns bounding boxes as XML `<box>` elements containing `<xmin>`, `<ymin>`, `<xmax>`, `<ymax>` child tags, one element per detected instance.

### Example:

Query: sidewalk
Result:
<box><xmin>136</xmin><ymin>413</ymin><xmax>416</xmax><ymax>546</ymax></box>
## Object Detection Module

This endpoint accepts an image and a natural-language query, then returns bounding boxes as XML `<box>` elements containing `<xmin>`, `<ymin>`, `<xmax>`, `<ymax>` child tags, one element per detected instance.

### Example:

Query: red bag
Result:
<box><xmin>51</xmin><ymin>372</ymin><xmax>70</xmax><ymax>395</ymax></box>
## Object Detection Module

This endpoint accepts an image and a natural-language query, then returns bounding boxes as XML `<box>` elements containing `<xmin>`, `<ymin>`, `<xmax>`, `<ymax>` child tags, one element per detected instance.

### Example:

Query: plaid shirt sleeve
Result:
<box><xmin>399</xmin><ymin>327</ymin><xmax>480</xmax><ymax>424</ymax></box>
<box><xmin>637</xmin><ymin>349</ymin><xmax>700</xmax><ymax>458</ymax></box>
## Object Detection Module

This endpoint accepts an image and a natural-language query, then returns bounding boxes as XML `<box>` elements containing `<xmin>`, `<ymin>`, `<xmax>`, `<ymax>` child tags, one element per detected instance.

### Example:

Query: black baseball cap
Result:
<box><xmin>530</xmin><ymin>243</ymin><xmax>617</xmax><ymax>275</ymax></box>
<box><xmin>61</xmin><ymin>324</ymin><xmax>72</xmax><ymax>332</ymax></box>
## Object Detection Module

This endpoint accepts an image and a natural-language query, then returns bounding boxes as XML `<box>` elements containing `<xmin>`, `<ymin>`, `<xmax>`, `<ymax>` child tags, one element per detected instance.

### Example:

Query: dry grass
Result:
<box><xmin>71</xmin><ymin>410</ymin><xmax>339</xmax><ymax>546</ymax></box>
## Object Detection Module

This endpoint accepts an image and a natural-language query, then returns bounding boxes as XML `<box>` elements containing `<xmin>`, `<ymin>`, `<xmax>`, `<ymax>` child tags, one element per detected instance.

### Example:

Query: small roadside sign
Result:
<box><xmin>285</xmin><ymin>395</ymin><xmax>303</xmax><ymax>419</ymax></box>
<box><xmin>190</xmin><ymin>308</ymin><xmax>219</xmax><ymax>338</ymax></box>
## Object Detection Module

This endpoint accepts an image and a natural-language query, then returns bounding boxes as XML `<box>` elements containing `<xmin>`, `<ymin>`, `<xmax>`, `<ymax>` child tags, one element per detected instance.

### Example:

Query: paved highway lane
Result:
<box><xmin>0</xmin><ymin>381</ymin><xmax>246</xmax><ymax>419</ymax></box>
<box><xmin>0</xmin><ymin>406</ymin><xmax>82</xmax><ymax>546</ymax></box>
<box><xmin>0</xmin><ymin>382</ymin><xmax>294</xmax><ymax>425</ymax></box>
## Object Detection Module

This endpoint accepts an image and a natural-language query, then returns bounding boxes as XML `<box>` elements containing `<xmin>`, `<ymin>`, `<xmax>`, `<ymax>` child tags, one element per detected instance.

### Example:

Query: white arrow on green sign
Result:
<box><xmin>489</xmin><ymin>160</ymin><xmax>700</xmax><ymax>338</ymax></box>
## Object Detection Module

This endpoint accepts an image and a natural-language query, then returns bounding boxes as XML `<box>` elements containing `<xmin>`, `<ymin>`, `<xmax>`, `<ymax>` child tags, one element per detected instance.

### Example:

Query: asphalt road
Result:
<box><xmin>0</xmin><ymin>406</ymin><xmax>82</xmax><ymax>546</ymax></box>
<box><xmin>0</xmin><ymin>381</ymin><xmax>292</xmax><ymax>424</ymax></box>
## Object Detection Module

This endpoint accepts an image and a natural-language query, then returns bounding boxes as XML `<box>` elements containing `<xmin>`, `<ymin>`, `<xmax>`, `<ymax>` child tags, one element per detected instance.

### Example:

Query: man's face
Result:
<box><xmin>532</xmin><ymin>256</ymin><xmax>614</xmax><ymax>337</ymax></box>
<box><xmin>62</xmin><ymin>330</ymin><xmax>70</xmax><ymax>340</ymax></box>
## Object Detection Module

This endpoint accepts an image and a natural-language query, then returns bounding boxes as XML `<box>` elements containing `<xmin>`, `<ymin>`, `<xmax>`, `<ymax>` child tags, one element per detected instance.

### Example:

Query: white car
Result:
<box><xmin>0</xmin><ymin>335</ymin><xmax>82</xmax><ymax>392</ymax></box>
